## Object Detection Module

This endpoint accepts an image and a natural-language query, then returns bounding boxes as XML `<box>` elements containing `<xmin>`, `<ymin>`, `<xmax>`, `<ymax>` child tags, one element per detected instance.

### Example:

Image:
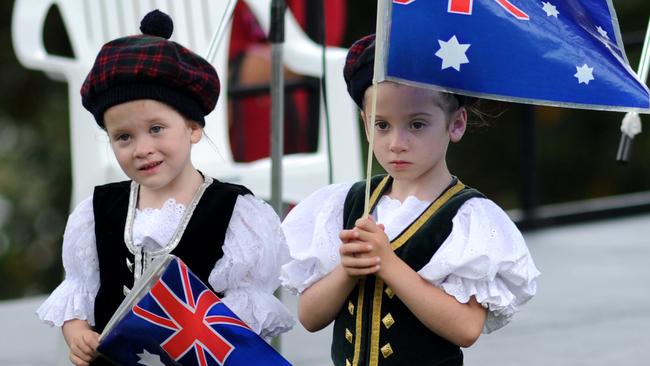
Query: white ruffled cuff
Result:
<box><xmin>221</xmin><ymin>288</ymin><xmax>295</xmax><ymax>341</ymax></box>
<box><xmin>36</xmin><ymin>279</ymin><xmax>96</xmax><ymax>327</ymax></box>
<box><xmin>418</xmin><ymin>197</ymin><xmax>540</xmax><ymax>333</ymax></box>
<box><xmin>280</xmin><ymin>257</ymin><xmax>329</xmax><ymax>294</ymax></box>
<box><xmin>281</xmin><ymin>183</ymin><xmax>352</xmax><ymax>294</ymax></box>
<box><xmin>437</xmin><ymin>273</ymin><xmax>537</xmax><ymax>333</ymax></box>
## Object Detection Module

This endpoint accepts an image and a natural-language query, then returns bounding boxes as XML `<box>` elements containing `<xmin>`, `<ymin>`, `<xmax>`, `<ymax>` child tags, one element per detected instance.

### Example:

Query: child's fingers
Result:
<box><xmin>69</xmin><ymin>350</ymin><xmax>91</xmax><ymax>366</ymax></box>
<box><xmin>341</xmin><ymin>255</ymin><xmax>380</xmax><ymax>269</ymax></box>
<box><xmin>70</xmin><ymin>332</ymin><xmax>99</xmax><ymax>364</ymax></box>
<box><xmin>352</xmin><ymin>229</ymin><xmax>373</xmax><ymax>243</ymax></box>
<box><xmin>339</xmin><ymin>229</ymin><xmax>359</xmax><ymax>242</ymax></box>
<box><xmin>86</xmin><ymin>331</ymin><xmax>100</xmax><ymax>350</ymax></box>
<box><xmin>353</xmin><ymin>229</ymin><xmax>387</xmax><ymax>245</ymax></box>
<box><xmin>73</xmin><ymin>338</ymin><xmax>94</xmax><ymax>358</ymax></box>
<box><xmin>344</xmin><ymin>265</ymin><xmax>380</xmax><ymax>277</ymax></box>
<box><xmin>355</xmin><ymin>217</ymin><xmax>379</xmax><ymax>232</ymax></box>
<box><xmin>339</xmin><ymin>242</ymin><xmax>372</xmax><ymax>256</ymax></box>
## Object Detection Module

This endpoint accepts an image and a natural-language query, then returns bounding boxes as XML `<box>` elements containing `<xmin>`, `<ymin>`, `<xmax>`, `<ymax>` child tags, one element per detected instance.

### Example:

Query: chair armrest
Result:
<box><xmin>12</xmin><ymin>0</ymin><xmax>78</xmax><ymax>79</ymax></box>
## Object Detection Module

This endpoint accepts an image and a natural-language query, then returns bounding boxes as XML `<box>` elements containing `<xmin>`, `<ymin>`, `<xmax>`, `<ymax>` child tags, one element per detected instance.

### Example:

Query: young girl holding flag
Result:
<box><xmin>281</xmin><ymin>34</ymin><xmax>540</xmax><ymax>366</ymax></box>
<box><xmin>36</xmin><ymin>10</ymin><xmax>293</xmax><ymax>366</ymax></box>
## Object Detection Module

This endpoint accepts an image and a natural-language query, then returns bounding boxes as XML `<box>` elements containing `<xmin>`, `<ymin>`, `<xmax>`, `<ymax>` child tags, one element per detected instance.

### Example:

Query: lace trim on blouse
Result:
<box><xmin>37</xmin><ymin>192</ymin><xmax>294</xmax><ymax>337</ymax></box>
<box><xmin>280</xmin><ymin>183</ymin><xmax>540</xmax><ymax>333</ymax></box>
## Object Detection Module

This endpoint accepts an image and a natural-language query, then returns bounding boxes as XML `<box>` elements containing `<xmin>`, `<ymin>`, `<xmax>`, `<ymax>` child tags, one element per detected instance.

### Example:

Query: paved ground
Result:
<box><xmin>2</xmin><ymin>213</ymin><xmax>649</xmax><ymax>365</ymax></box>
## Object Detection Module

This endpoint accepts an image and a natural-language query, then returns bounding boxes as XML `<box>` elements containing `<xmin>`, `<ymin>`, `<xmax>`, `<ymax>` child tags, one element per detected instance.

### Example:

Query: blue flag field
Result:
<box><xmin>381</xmin><ymin>0</ymin><xmax>650</xmax><ymax>112</ymax></box>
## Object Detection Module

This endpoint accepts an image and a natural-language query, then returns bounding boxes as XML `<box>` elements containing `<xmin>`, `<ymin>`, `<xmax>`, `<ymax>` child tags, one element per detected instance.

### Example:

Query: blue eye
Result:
<box><xmin>150</xmin><ymin>125</ymin><xmax>163</xmax><ymax>134</ymax></box>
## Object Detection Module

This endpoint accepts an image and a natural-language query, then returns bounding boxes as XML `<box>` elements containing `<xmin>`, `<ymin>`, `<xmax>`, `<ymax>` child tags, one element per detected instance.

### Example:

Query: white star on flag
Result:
<box><xmin>574</xmin><ymin>64</ymin><xmax>595</xmax><ymax>84</ymax></box>
<box><xmin>435</xmin><ymin>35</ymin><xmax>470</xmax><ymax>71</ymax></box>
<box><xmin>137</xmin><ymin>349</ymin><xmax>166</xmax><ymax>366</ymax></box>
<box><xmin>596</xmin><ymin>26</ymin><xmax>609</xmax><ymax>39</ymax></box>
<box><xmin>542</xmin><ymin>2</ymin><xmax>559</xmax><ymax>17</ymax></box>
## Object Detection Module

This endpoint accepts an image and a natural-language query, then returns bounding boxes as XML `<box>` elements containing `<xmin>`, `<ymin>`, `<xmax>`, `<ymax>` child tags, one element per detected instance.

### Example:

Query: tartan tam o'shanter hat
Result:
<box><xmin>343</xmin><ymin>33</ymin><xmax>471</xmax><ymax>110</ymax></box>
<box><xmin>80</xmin><ymin>10</ymin><xmax>220</xmax><ymax>127</ymax></box>
<box><xmin>343</xmin><ymin>34</ymin><xmax>376</xmax><ymax>110</ymax></box>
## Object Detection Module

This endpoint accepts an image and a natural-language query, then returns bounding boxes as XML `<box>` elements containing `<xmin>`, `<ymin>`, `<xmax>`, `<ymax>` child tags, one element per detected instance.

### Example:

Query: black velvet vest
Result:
<box><xmin>332</xmin><ymin>175</ymin><xmax>484</xmax><ymax>366</ymax></box>
<box><xmin>90</xmin><ymin>179</ymin><xmax>250</xmax><ymax>366</ymax></box>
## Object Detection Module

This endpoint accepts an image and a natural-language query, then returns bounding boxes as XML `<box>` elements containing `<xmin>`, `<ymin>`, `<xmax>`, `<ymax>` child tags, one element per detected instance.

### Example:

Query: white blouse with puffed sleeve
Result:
<box><xmin>37</xmin><ymin>193</ymin><xmax>294</xmax><ymax>340</ymax></box>
<box><xmin>280</xmin><ymin>183</ymin><xmax>540</xmax><ymax>333</ymax></box>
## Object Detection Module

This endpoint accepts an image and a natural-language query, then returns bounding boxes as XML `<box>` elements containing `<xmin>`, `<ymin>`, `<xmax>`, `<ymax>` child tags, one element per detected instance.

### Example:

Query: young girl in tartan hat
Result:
<box><xmin>281</xmin><ymin>34</ymin><xmax>540</xmax><ymax>366</ymax></box>
<box><xmin>37</xmin><ymin>10</ymin><xmax>293</xmax><ymax>366</ymax></box>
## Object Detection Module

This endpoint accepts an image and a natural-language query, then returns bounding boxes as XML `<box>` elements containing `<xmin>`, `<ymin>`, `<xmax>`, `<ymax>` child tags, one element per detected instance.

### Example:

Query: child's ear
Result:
<box><xmin>188</xmin><ymin>121</ymin><xmax>203</xmax><ymax>144</ymax></box>
<box><xmin>449</xmin><ymin>107</ymin><xmax>467</xmax><ymax>143</ymax></box>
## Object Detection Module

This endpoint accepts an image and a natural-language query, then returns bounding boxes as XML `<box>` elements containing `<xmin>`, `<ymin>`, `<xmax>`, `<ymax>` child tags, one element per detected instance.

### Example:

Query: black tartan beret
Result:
<box><xmin>343</xmin><ymin>34</ymin><xmax>376</xmax><ymax>109</ymax></box>
<box><xmin>343</xmin><ymin>34</ymin><xmax>472</xmax><ymax>110</ymax></box>
<box><xmin>80</xmin><ymin>10</ymin><xmax>220</xmax><ymax>127</ymax></box>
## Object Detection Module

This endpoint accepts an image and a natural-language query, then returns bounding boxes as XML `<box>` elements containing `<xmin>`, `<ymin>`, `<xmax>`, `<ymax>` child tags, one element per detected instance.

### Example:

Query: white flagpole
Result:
<box><xmin>363</xmin><ymin>0</ymin><xmax>392</xmax><ymax>217</ymax></box>
<box><xmin>205</xmin><ymin>0</ymin><xmax>238</xmax><ymax>63</ymax></box>
<box><xmin>616</xmin><ymin>16</ymin><xmax>650</xmax><ymax>162</ymax></box>
<box><xmin>363</xmin><ymin>84</ymin><xmax>379</xmax><ymax>217</ymax></box>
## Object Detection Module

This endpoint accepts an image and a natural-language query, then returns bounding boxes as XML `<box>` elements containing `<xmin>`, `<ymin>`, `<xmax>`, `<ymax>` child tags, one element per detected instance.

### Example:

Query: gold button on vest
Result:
<box><xmin>382</xmin><ymin>313</ymin><xmax>395</xmax><ymax>329</ymax></box>
<box><xmin>380</xmin><ymin>343</ymin><xmax>394</xmax><ymax>358</ymax></box>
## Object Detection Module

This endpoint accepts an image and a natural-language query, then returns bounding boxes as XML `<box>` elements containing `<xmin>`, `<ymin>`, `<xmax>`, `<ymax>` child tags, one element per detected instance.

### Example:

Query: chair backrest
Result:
<box><xmin>12</xmin><ymin>0</ymin><xmax>362</xmax><ymax>207</ymax></box>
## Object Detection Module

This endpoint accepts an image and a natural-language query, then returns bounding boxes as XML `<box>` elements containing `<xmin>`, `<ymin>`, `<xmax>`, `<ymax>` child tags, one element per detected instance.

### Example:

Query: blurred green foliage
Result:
<box><xmin>0</xmin><ymin>1</ymin><xmax>72</xmax><ymax>299</ymax></box>
<box><xmin>0</xmin><ymin>0</ymin><xmax>649</xmax><ymax>300</ymax></box>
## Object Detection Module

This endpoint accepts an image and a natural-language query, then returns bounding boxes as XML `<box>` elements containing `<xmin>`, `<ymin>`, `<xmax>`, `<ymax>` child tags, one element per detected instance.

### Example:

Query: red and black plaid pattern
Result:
<box><xmin>343</xmin><ymin>34</ymin><xmax>376</xmax><ymax>109</ymax></box>
<box><xmin>81</xmin><ymin>34</ymin><xmax>220</xmax><ymax>126</ymax></box>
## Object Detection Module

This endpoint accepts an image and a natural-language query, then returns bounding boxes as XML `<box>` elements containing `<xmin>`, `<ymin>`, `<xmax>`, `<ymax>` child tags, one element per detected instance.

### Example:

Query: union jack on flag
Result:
<box><xmin>97</xmin><ymin>256</ymin><xmax>291</xmax><ymax>366</ymax></box>
<box><xmin>379</xmin><ymin>0</ymin><xmax>650</xmax><ymax>112</ymax></box>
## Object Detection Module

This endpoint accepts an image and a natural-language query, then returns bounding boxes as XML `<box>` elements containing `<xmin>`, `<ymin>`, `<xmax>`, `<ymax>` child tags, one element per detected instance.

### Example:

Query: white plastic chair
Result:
<box><xmin>12</xmin><ymin>0</ymin><xmax>361</xmax><ymax>207</ymax></box>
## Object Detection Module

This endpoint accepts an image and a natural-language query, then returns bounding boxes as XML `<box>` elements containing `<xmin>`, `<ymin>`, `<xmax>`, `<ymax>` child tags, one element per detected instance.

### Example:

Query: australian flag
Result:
<box><xmin>382</xmin><ymin>0</ymin><xmax>649</xmax><ymax>112</ymax></box>
<box><xmin>97</xmin><ymin>256</ymin><xmax>292</xmax><ymax>366</ymax></box>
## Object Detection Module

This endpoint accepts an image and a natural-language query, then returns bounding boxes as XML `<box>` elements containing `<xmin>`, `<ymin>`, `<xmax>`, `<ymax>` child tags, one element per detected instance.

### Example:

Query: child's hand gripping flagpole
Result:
<box><xmin>617</xmin><ymin>16</ymin><xmax>650</xmax><ymax>163</ymax></box>
<box><xmin>363</xmin><ymin>0</ymin><xmax>392</xmax><ymax>217</ymax></box>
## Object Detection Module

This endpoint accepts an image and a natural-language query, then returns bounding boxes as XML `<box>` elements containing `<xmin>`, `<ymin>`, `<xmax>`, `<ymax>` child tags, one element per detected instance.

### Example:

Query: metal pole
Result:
<box><xmin>270</xmin><ymin>0</ymin><xmax>286</xmax><ymax>217</ymax></box>
<box><xmin>616</xmin><ymin>16</ymin><xmax>650</xmax><ymax>163</ymax></box>
<box><xmin>521</xmin><ymin>105</ymin><xmax>538</xmax><ymax>228</ymax></box>
<box><xmin>269</xmin><ymin>1</ymin><xmax>286</xmax><ymax>353</ymax></box>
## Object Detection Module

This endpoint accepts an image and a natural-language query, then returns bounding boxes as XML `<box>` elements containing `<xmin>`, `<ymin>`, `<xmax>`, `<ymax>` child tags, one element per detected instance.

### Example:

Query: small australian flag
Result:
<box><xmin>97</xmin><ymin>256</ymin><xmax>292</xmax><ymax>366</ymax></box>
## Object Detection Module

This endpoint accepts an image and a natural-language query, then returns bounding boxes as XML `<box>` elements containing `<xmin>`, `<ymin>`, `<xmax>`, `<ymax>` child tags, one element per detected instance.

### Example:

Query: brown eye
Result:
<box><xmin>375</xmin><ymin>121</ymin><xmax>389</xmax><ymax>130</ymax></box>
<box><xmin>411</xmin><ymin>121</ymin><xmax>427</xmax><ymax>130</ymax></box>
<box><xmin>115</xmin><ymin>134</ymin><xmax>130</xmax><ymax>141</ymax></box>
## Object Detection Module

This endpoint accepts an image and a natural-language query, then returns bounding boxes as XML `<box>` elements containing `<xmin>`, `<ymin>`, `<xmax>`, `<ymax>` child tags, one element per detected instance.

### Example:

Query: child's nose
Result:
<box><xmin>389</xmin><ymin>131</ymin><xmax>408</xmax><ymax>152</ymax></box>
<box><xmin>134</xmin><ymin>137</ymin><xmax>155</xmax><ymax>157</ymax></box>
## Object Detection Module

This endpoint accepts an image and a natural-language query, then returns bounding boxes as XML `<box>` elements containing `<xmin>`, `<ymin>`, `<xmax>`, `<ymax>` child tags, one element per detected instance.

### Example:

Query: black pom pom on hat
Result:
<box><xmin>139</xmin><ymin>9</ymin><xmax>174</xmax><ymax>39</ymax></box>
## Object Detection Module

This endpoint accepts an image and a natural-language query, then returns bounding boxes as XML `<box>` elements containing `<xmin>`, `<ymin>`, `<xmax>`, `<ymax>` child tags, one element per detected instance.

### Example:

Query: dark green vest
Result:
<box><xmin>332</xmin><ymin>175</ymin><xmax>484</xmax><ymax>366</ymax></box>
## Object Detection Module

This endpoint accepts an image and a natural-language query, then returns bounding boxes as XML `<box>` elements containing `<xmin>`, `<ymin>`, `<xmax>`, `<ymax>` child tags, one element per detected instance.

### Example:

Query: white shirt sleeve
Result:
<box><xmin>417</xmin><ymin>197</ymin><xmax>540</xmax><ymax>333</ymax></box>
<box><xmin>36</xmin><ymin>196</ymin><xmax>100</xmax><ymax>327</ymax></box>
<box><xmin>280</xmin><ymin>183</ymin><xmax>353</xmax><ymax>294</ymax></box>
<box><xmin>209</xmin><ymin>194</ymin><xmax>295</xmax><ymax>340</ymax></box>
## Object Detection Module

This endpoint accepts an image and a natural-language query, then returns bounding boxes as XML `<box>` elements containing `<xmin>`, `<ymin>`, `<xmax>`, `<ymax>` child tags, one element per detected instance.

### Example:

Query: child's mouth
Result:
<box><xmin>390</xmin><ymin>161</ymin><xmax>411</xmax><ymax>169</ymax></box>
<box><xmin>139</xmin><ymin>161</ymin><xmax>162</xmax><ymax>171</ymax></box>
